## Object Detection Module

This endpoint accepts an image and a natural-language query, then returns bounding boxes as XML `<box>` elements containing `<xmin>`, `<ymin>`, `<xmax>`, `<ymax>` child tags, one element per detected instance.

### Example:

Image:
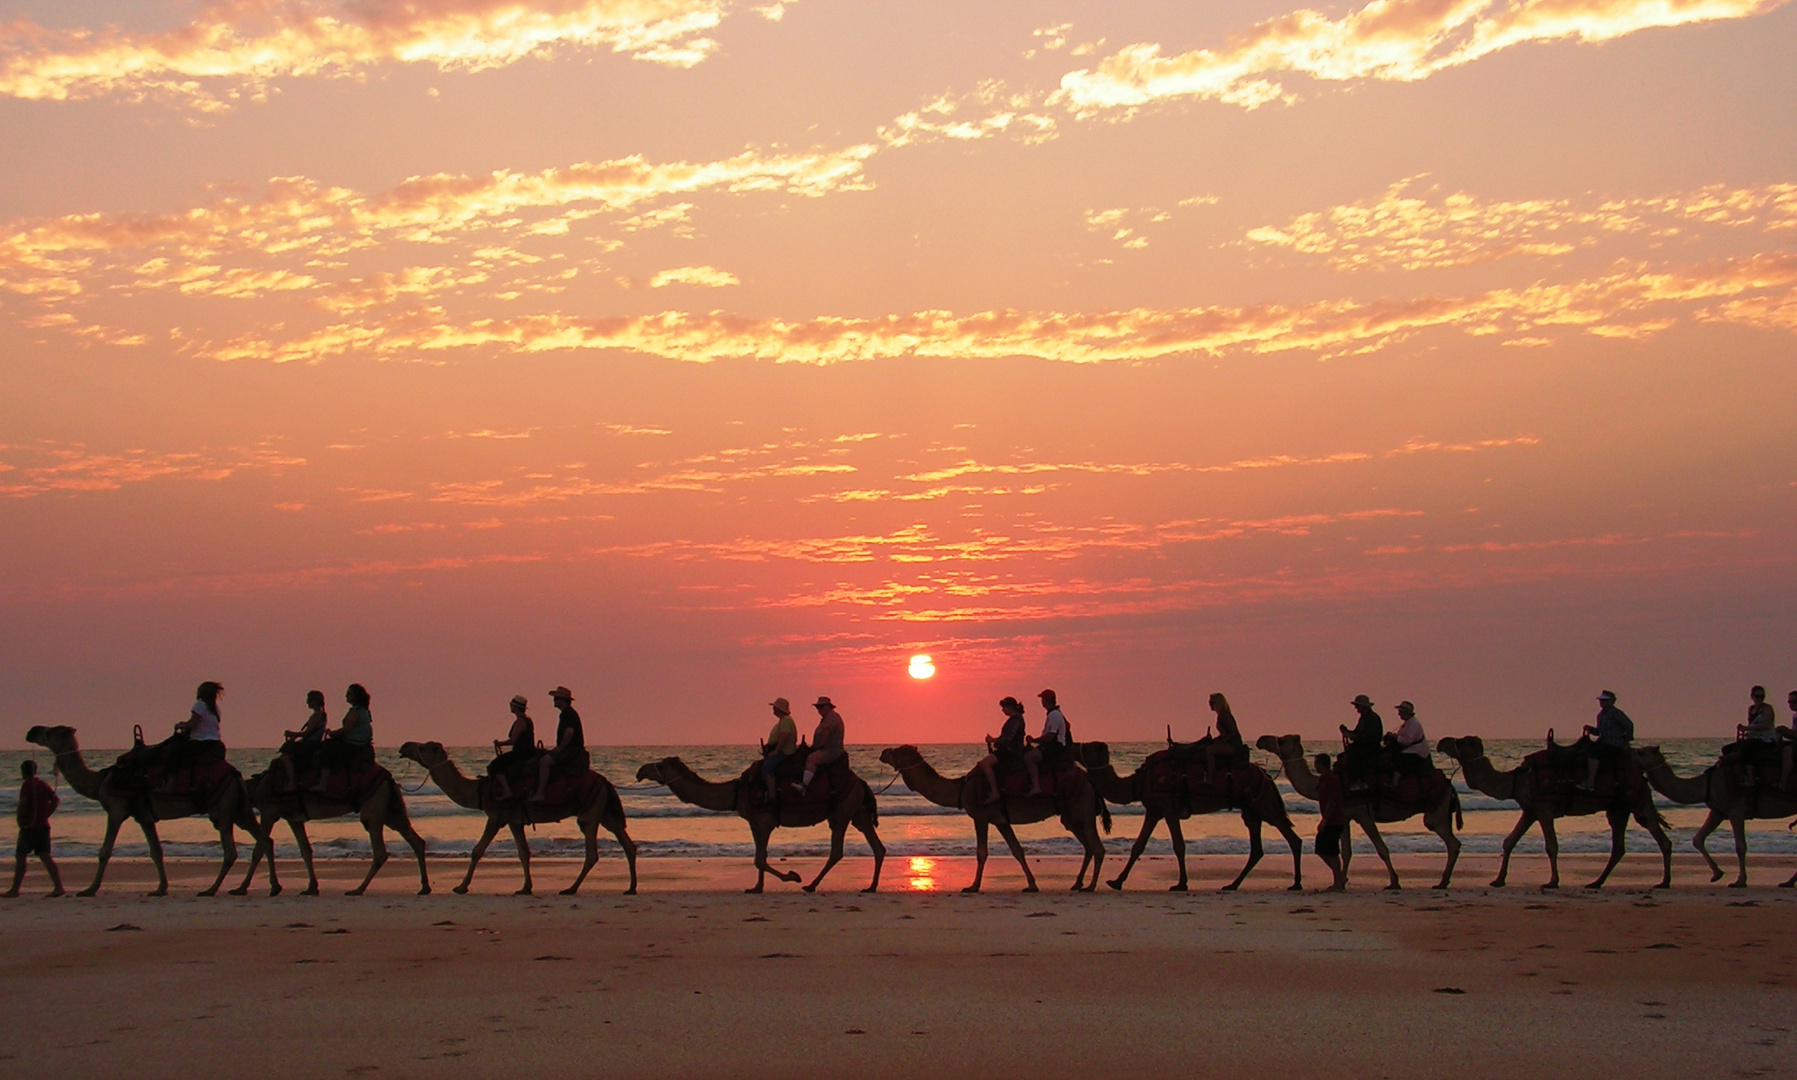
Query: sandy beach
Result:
<box><xmin>2</xmin><ymin>852</ymin><xmax>1792</xmax><ymax>1080</ymax></box>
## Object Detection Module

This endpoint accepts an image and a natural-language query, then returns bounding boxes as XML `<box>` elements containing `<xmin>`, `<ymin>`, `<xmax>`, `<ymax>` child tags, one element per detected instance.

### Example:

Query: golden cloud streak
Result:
<box><xmin>0</xmin><ymin>0</ymin><xmax>728</xmax><ymax>107</ymax></box>
<box><xmin>1057</xmin><ymin>0</ymin><xmax>1789</xmax><ymax>113</ymax></box>
<box><xmin>0</xmin><ymin>441</ymin><xmax>305</xmax><ymax>498</ymax></box>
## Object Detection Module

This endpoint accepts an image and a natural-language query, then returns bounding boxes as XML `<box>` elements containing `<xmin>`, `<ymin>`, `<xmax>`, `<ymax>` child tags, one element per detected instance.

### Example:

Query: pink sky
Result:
<box><xmin>2</xmin><ymin>0</ymin><xmax>1794</xmax><ymax>747</ymax></box>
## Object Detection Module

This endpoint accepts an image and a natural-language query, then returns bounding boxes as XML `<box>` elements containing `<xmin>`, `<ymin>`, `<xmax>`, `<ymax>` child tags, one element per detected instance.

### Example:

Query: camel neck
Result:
<box><xmin>893</xmin><ymin>756</ymin><xmax>964</xmax><ymax>809</ymax></box>
<box><xmin>1455</xmin><ymin>752</ymin><xmax>1513</xmax><ymax>801</ymax></box>
<box><xmin>659</xmin><ymin>762</ymin><xmax>739</xmax><ymax>813</ymax></box>
<box><xmin>426</xmin><ymin>758</ymin><xmax>485</xmax><ymax>810</ymax></box>
<box><xmin>49</xmin><ymin>745</ymin><xmax>103</xmax><ymax>799</ymax></box>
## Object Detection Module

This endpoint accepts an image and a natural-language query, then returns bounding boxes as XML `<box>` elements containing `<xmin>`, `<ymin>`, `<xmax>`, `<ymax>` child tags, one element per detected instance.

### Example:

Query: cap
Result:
<box><xmin>1038</xmin><ymin>688</ymin><xmax>1057</xmax><ymax>702</ymax></box>
<box><xmin>548</xmin><ymin>686</ymin><xmax>574</xmax><ymax>701</ymax></box>
<box><xmin>1396</xmin><ymin>700</ymin><xmax>1415</xmax><ymax>714</ymax></box>
<box><xmin>1351</xmin><ymin>694</ymin><xmax>1373</xmax><ymax>708</ymax></box>
<box><xmin>814</xmin><ymin>696</ymin><xmax>835</xmax><ymax>708</ymax></box>
<box><xmin>1597</xmin><ymin>690</ymin><xmax>1617</xmax><ymax>702</ymax></box>
<box><xmin>509</xmin><ymin>694</ymin><xmax>528</xmax><ymax>710</ymax></box>
<box><xmin>770</xmin><ymin>697</ymin><xmax>791</xmax><ymax>714</ymax></box>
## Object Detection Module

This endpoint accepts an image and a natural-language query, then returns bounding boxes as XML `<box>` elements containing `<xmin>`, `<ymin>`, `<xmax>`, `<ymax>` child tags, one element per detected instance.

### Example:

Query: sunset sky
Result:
<box><xmin>3</xmin><ymin>0</ymin><xmax>1794</xmax><ymax>748</ymax></box>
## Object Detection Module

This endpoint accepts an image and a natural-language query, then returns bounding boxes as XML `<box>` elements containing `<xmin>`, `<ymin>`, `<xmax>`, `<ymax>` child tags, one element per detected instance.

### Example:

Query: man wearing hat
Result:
<box><xmin>1578</xmin><ymin>690</ymin><xmax>1634</xmax><ymax>791</ymax></box>
<box><xmin>531</xmin><ymin>686</ymin><xmax>587</xmax><ymax>803</ymax></box>
<box><xmin>761</xmin><ymin>698</ymin><xmax>799</xmax><ymax>800</ymax></box>
<box><xmin>793</xmin><ymin>696</ymin><xmax>845</xmax><ymax>795</ymax></box>
<box><xmin>488</xmin><ymin>694</ymin><xmax>537</xmax><ymax>801</ymax></box>
<box><xmin>1387</xmin><ymin>701</ymin><xmax>1432</xmax><ymax>779</ymax></box>
<box><xmin>1339</xmin><ymin>694</ymin><xmax>1384</xmax><ymax>788</ymax></box>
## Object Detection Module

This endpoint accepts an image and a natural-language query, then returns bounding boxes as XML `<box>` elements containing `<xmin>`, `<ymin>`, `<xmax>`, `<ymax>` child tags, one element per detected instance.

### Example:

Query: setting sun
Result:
<box><xmin>908</xmin><ymin>654</ymin><xmax>936</xmax><ymax>680</ymax></box>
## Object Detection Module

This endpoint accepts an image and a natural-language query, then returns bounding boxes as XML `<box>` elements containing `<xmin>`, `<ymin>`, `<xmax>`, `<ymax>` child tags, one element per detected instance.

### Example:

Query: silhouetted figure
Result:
<box><xmin>1200</xmin><ymin>692</ymin><xmax>1244</xmax><ymax>784</ymax></box>
<box><xmin>794</xmin><ymin>696</ymin><xmax>845</xmax><ymax>794</ymax></box>
<box><xmin>1387</xmin><ymin>700</ymin><xmax>1432</xmax><ymax>778</ymax></box>
<box><xmin>1783</xmin><ymin>690</ymin><xmax>1797</xmax><ymax>788</ymax></box>
<box><xmin>4</xmin><ymin>761</ymin><xmax>63</xmax><ymax>898</ymax></box>
<box><xmin>312</xmin><ymin>683</ymin><xmax>374</xmax><ymax>794</ymax></box>
<box><xmin>976</xmin><ymin>697</ymin><xmax>1032</xmax><ymax>803</ymax></box>
<box><xmin>1313</xmin><ymin>753</ymin><xmax>1347</xmax><ymax>892</ymax></box>
<box><xmin>151</xmin><ymin>681</ymin><xmax>227</xmax><ymax>794</ymax></box>
<box><xmin>488</xmin><ymin>694</ymin><xmax>538</xmax><ymax>801</ymax></box>
<box><xmin>278</xmin><ymin>690</ymin><xmax>328</xmax><ymax>791</ymax></box>
<box><xmin>531</xmin><ymin>686</ymin><xmax>587</xmax><ymax>803</ymax></box>
<box><xmin>1577</xmin><ymin>690</ymin><xmax>1634</xmax><ymax>791</ymax></box>
<box><xmin>1731</xmin><ymin>685</ymin><xmax>1779</xmax><ymax>785</ymax></box>
<box><xmin>761</xmin><ymin>697</ymin><xmax>798</xmax><ymax>799</ymax></box>
<box><xmin>1025</xmin><ymin>689</ymin><xmax>1071</xmax><ymax>778</ymax></box>
<box><xmin>1339</xmin><ymin>694</ymin><xmax>1383</xmax><ymax>788</ymax></box>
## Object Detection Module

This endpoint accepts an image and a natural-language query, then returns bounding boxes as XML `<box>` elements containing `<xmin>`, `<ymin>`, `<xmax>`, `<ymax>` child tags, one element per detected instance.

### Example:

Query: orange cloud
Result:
<box><xmin>0</xmin><ymin>441</ymin><xmax>305</xmax><ymax>498</ymax></box>
<box><xmin>1056</xmin><ymin>0</ymin><xmax>1789</xmax><ymax>113</ymax></box>
<box><xmin>0</xmin><ymin>0</ymin><xmax>728</xmax><ymax>108</ymax></box>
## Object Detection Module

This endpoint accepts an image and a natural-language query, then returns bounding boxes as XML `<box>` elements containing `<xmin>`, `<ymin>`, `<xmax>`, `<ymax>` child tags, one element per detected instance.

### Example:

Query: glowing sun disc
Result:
<box><xmin>907</xmin><ymin>654</ymin><xmax>936</xmax><ymax>680</ymax></box>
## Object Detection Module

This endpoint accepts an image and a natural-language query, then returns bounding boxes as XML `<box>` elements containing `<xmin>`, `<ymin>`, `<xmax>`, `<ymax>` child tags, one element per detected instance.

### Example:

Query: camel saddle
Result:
<box><xmin>112</xmin><ymin>756</ymin><xmax>235</xmax><ymax>807</ymax></box>
<box><xmin>971</xmin><ymin>757</ymin><xmax>1080</xmax><ymax>803</ymax></box>
<box><xmin>1143</xmin><ymin>746</ymin><xmax>1265</xmax><ymax>806</ymax></box>
<box><xmin>741</xmin><ymin>745</ymin><xmax>852</xmax><ymax>809</ymax></box>
<box><xmin>271</xmin><ymin>758</ymin><xmax>391</xmax><ymax>806</ymax></box>
<box><xmin>481</xmin><ymin>762</ymin><xmax>603</xmax><ymax>810</ymax></box>
<box><xmin>1522</xmin><ymin>740</ymin><xmax>1645</xmax><ymax>804</ymax></box>
<box><xmin>1716</xmin><ymin>746</ymin><xmax>1797</xmax><ymax>795</ymax></box>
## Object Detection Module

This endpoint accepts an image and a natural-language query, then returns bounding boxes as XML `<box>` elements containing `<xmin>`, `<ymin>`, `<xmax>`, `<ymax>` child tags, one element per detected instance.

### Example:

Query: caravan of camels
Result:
<box><xmin>15</xmin><ymin>681</ymin><xmax>1797</xmax><ymax>900</ymax></box>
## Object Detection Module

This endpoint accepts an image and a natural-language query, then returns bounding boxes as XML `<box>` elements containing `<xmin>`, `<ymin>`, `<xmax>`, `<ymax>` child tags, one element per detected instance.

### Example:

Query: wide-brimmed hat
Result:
<box><xmin>509</xmin><ymin>694</ymin><xmax>528</xmax><ymax>710</ymax></box>
<box><xmin>770</xmin><ymin>697</ymin><xmax>792</xmax><ymax>714</ymax></box>
<box><xmin>1396</xmin><ymin>700</ymin><xmax>1416</xmax><ymax>714</ymax></box>
<box><xmin>814</xmin><ymin>696</ymin><xmax>835</xmax><ymax>708</ymax></box>
<box><xmin>1351</xmin><ymin>694</ymin><xmax>1373</xmax><ymax>708</ymax></box>
<box><xmin>548</xmin><ymin>686</ymin><xmax>574</xmax><ymax>701</ymax></box>
<box><xmin>1597</xmin><ymin>690</ymin><xmax>1617</xmax><ymax>702</ymax></box>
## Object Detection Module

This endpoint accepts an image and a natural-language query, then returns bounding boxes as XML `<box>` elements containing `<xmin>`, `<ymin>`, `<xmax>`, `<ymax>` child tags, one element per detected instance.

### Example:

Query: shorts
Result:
<box><xmin>16</xmin><ymin>826</ymin><xmax>50</xmax><ymax>857</ymax></box>
<box><xmin>1315</xmin><ymin>824</ymin><xmax>1343</xmax><ymax>859</ymax></box>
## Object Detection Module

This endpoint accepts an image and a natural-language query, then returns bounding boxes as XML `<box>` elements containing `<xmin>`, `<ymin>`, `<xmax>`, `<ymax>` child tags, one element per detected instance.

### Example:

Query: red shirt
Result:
<box><xmin>1316</xmin><ymin>771</ymin><xmax>1346</xmax><ymax>828</ymax></box>
<box><xmin>17</xmin><ymin>776</ymin><xmax>58</xmax><ymax>829</ymax></box>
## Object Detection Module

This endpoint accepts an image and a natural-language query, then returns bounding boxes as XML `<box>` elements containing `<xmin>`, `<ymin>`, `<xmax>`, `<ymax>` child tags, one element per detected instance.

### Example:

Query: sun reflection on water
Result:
<box><xmin>906</xmin><ymin>856</ymin><xmax>938</xmax><ymax>891</ymax></box>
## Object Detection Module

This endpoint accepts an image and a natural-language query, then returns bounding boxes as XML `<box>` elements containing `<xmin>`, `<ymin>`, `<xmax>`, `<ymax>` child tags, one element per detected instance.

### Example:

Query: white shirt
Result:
<box><xmin>1394</xmin><ymin>714</ymin><xmax>1429</xmax><ymax>756</ymax></box>
<box><xmin>188</xmin><ymin>701</ymin><xmax>222</xmax><ymax>742</ymax></box>
<box><xmin>1040</xmin><ymin>707</ymin><xmax>1069</xmax><ymax>745</ymax></box>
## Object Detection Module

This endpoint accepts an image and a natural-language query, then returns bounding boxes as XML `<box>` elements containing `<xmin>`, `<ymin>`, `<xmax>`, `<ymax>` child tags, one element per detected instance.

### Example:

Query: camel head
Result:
<box><xmin>1076</xmin><ymin>741</ymin><xmax>1110</xmax><ymax>770</ymax></box>
<box><xmin>635</xmin><ymin>758</ymin><xmax>680</xmax><ymax>784</ymax></box>
<box><xmin>879</xmin><ymin>745</ymin><xmax>921</xmax><ymax>771</ymax></box>
<box><xmin>399</xmin><ymin>741</ymin><xmax>447</xmax><ymax>768</ymax></box>
<box><xmin>25</xmin><ymin>725</ymin><xmax>75</xmax><ymax>752</ymax></box>
<box><xmin>1255</xmin><ymin>734</ymin><xmax>1304</xmax><ymax>760</ymax></box>
<box><xmin>1436</xmin><ymin>735</ymin><xmax>1483</xmax><ymax>763</ymax></box>
<box><xmin>1635</xmin><ymin>745</ymin><xmax>1666</xmax><ymax>771</ymax></box>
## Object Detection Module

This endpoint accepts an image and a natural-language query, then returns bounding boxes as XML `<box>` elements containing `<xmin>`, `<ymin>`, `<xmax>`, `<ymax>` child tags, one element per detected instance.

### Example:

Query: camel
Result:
<box><xmin>24</xmin><ymin>725</ymin><xmax>264</xmax><ymax>897</ymax></box>
<box><xmin>634</xmin><ymin>756</ymin><xmax>885</xmax><ymax>893</ymax></box>
<box><xmin>1636</xmin><ymin>745</ymin><xmax>1797</xmax><ymax>889</ymax></box>
<box><xmin>1437</xmin><ymin>735</ymin><xmax>1672</xmax><ymax>890</ymax></box>
<box><xmin>877</xmin><ymin>745</ymin><xmax>1110</xmax><ymax>893</ymax></box>
<box><xmin>1256</xmin><ymin>734</ymin><xmax>1462</xmax><ymax>890</ymax></box>
<box><xmin>232</xmin><ymin>762</ymin><xmax>430</xmax><ymax>897</ymax></box>
<box><xmin>1078</xmin><ymin>742</ymin><xmax>1303</xmax><ymax>892</ymax></box>
<box><xmin>399</xmin><ymin>742</ymin><xmax>636</xmax><ymax>896</ymax></box>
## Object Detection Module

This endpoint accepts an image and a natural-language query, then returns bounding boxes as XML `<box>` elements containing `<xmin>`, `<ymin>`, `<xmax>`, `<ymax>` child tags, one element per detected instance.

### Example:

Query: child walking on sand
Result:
<box><xmin>5</xmin><ymin>760</ymin><xmax>64</xmax><ymax>898</ymax></box>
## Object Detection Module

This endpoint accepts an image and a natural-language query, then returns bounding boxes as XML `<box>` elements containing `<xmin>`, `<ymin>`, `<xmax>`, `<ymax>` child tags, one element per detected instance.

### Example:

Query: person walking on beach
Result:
<box><xmin>278</xmin><ymin>690</ymin><xmax>328</xmax><ymax>791</ymax></box>
<box><xmin>489</xmin><ymin>694</ymin><xmax>538</xmax><ymax>801</ymax></box>
<box><xmin>1025</xmin><ymin>689</ymin><xmax>1071</xmax><ymax>780</ymax></box>
<box><xmin>792</xmin><ymin>696</ymin><xmax>845</xmax><ymax>796</ymax></box>
<box><xmin>975</xmin><ymin>696</ymin><xmax>1033</xmax><ymax>802</ymax></box>
<box><xmin>1199</xmin><ymin>692</ymin><xmax>1244</xmax><ymax>785</ymax></box>
<box><xmin>531</xmin><ymin>686</ymin><xmax>587</xmax><ymax>803</ymax></box>
<box><xmin>761</xmin><ymin>697</ymin><xmax>799</xmax><ymax>800</ymax></box>
<box><xmin>4</xmin><ymin>760</ymin><xmax>64</xmax><ymax>898</ymax></box>
<box><xmin>1577</xmin><ymin>690</ymin><xmax>1634</xmax><ymax>791</ymax></box>
<box><xmin>1313</xmin><ymin>753</ymin><xmax>1347</xmax><ymax>892</ymax></box>
<box><xmin>1339</xmin><ymin>694</ymin><xmax>1383</xmax><ymax>788</ymax></box>
<box><xmin>312</xmin><ymin>683</ymin><xmax>374</xmax><ymax>794</ymax></box>
<box><xmin>1388</xmin><ymin>701</ymin><xmax>1432</xmax><ymax>778</ymax></box>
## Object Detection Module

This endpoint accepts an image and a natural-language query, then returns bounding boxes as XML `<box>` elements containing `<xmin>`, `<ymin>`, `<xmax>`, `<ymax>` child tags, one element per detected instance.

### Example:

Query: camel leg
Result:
<box><xmin>80</xmin><ymin>815</ymin><xmax>127</xmax><ymax>897</ymax></box>
<box><xmin>509</xmin><ymin>822</ymin><xmax>533</xmax><ymax>895</ymax></box>
<box><xmin>964</xmin><ymin>818</ymin><xmax>990</xmax><ymax>894</ymax></box>
<box><xmin>1224</xmin><ymin>814</ymin><xmax>1264</xmax><ymax>892</ymax></box>
<box><xmin>1432</xmin><ymin>809</ymin><xmax>1462</xmax><ymax>890</ymax></box>
<box><xmin>747</xmin><ymin>820</ymin><xmax>794</xmax><ymax>893</ymax></box>
<box><xmin>1271</xmin><ymin>815</ymin><xmax>1304</xmax><ymax>891</ymax></box>
<box><xmin>994</xmin><ymin>821</ymin><xmax>1038</xmax><ymax>893</ymax></box>
<box><xmin>1539</xmin><ymin>816</ymin><xmax>1561</xmax><ymax>889</ymax></box>
<box><xmin>1339</xmin><ymin>821</ymin><xmax>1353</xmax><ymax>883</ymax></box>
<box><xmin>1361</xmin><ymin>816</ymin><xmax>1400</xmax><ymax>890</ymax></box>
<box><xmin>349</xmin><ymin>821</ymin><xmax>389</xmax><ymax>896</ymax></box>
<box><xmin>1106</xmin><ymin>807</ymin><xmax>1160</xmax><ymax>891</ymax></box>
<box><xmin>141</xmin><ymin>820</ymin><xmax>170</xmax><ymax>897</ymax></box>
<box><xmin>1640</xmin><ymin>806</ymin><xmax>1673</xmax><ymax>890</ymax></box>
<box><xmin>1168</xmin><ymin>814</ymin><xmax>1190</xmax><ymax>891</ymax></box>
<box><xmin>562</xmin><ymin>821</ymin><xmax>600</xmax><ymax>897</ymax></box>
<box><xmin>201</xmin><ymin>819</ymin><xmax>238</xmax><ymax>897</ymax></box>
<box><xmin>291</xmin><ymin>819</ymin><xmax>320</xmax><ymax>895</ymax></box>
<box><xmin>230</xmin><ymin>812</ymin><xmax>274</xmax><ymax>896</ymax></box>
<box><xmin>393</xmin><ymin>815</ymin><xmax>431</xmax><ymax>895</ymax></box>
<box><xmin>455</xmin><ymin>817</ymin><xmax>504</xmax><ymax>894</ymax></box>
<box><xmin>1690</xmin><ymin>806</ymin><xmax>1727</xmax><ymax>882</ymax></box>
<box><xmin>1585</xmin><ymin>808</ymin><xmax>1629</xmax><ymax>889</ymax></box>
<box><xmin>1491</xmin><ymin>811</ymin><xmax>1531</xmax><ymax>887</ymax></box>
<box><xmin>1076</xmin><ymin>820</ymin><xmax>1103</xmax><ymax>893</ymax></box>
<box><xmin>1726</xmin><ymin>809</ymin><xmax>1749</xmax><ymax>888</ymax></box>
<box><xmin>607</xmin><ymin>813</ymin><xmax>637</xmax><ymax>896</ymax></box>
<box><xmin>855</xmin><ymin>811</ymin><xmax>884</xmax><ymax>893</ymax></box>
<box><xmin>804</xmin><ymin>821</ymin><xmax>850</xmax><ymax>894</ymax></box>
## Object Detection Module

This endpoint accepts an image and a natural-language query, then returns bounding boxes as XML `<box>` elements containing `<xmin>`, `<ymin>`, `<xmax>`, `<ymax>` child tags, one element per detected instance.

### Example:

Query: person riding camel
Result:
<box><xmin>278</xmin><ymin>690</ymin><xmax>329</xmax><ymax>791</ymax></box>
<box><xmin>311</xmin><ymin>683</ymin><xmax>374</xmax><ymax>794</ymax></box>
<box><xmin>530</xmin><ymin>687</ymin><xmax>587</xmax><ymax>803</ymax></box>
<box><xmin>1576</xmin><ymin>690</ymin><xmax>1634</xmax><ymax>791</ymax></box>
<box><xmin>153</xmin><ymin>681</ymin><xmax>228</xmax><ymax>795</ymax></box>
<box><xmin>761</xmin><ymin>697</ymin><xmax>799</xmax><ymax>800</ymax></box>
<box><xmin>975</xmin><ymin>697</ymin><xmax>1035</xmax><ymax>803</ymax></box>
<box><xmin>791</xmin><ymin>696</ymin><xmax>845</xmax><ymax>796</ymax></box>
<box><xmin>489</xmin><ymin>694</ymin><xmax>538</xmax><ymax>801</ymax></box>
<box><xmin>1199</xmin><ymin>692</ymin><xmax>1244</xmax><ymax>785</ymax></box>
<box><xmin>1024</xmin><ymin>689</ymin><xmax>1071</xmax><ymax>781</ymax></box>
<box><xmin>1338</xmin><ymin>694</ymin><xmax>1383</xmax><ymax>789</ymax></box>
<box><xmin>1386</xmin><ymin>700</ymin><xmax>1432</xmax><ymax>779</ymax></box>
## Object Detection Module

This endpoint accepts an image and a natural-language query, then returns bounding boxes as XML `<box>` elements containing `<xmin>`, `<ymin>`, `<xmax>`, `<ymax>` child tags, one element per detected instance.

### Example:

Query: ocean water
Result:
<box><xmin>1</xmin><ymin>739</ymin><xmax>1785</xmax><ymax>866</ymax></box>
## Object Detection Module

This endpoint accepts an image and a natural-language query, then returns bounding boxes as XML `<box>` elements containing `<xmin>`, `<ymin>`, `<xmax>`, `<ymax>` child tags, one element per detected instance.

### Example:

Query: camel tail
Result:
<box><xmin>386</xmin><ymin>781</ymin><xmax>407</xmax><ymax>821</ymax></box>
<box><xmin>603</xmin><ymin>779</ymin><xmax>625</xmax><ymax>824</ymax></box>
<box><xmin>1452</xmin><ymin>786</ymin><xmax>1464</xmax><ymax>832</ymax></box>
<box><xmin>864</xmin><ymin>781</ymin><xmax>880</xmax><ymax>827</ymax></box>
<box><xmin>1098</xmin><ymin>789</ymin><xmax>1112</xmax><ymax>835</ymax></box>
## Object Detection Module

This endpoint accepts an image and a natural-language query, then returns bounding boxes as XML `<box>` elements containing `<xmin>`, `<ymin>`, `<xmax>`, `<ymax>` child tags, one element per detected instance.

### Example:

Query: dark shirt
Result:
<box><xmin>17</xmin><ymin>777</ymin><xmax>58</xmax><ymax>829</ymax></box>
<box><xmin>1215</xmin><ymin>709</ymin><xmax>1242</xmax><ymax>747</ymax></box>
<box><xmin>1595</xmin><ymin>705</ymin><xmax>1633</xmax><ymax>747</ymax></box>
<box><xmin>1348</xmin><ymin>707</ymin><xmax>1384</xmax><ymax>747</ymax></box>
<box><xmin>556</xmin><ymin>706</ymin><xmax>585</xmax><ymax>752</ymax></box>
<box><xmin>503</xmin><ymin>714</ymin><xmax>535</xmax><ymax>753</ymax></box>
<box><xmin>1316</xmin><ymin>771</ymin><xmax>1347</xmax><ymax>827</ymax></box>
<box><xmin>995</xmin><ymin>712</ymin><xmax>1027</xmax><ymax>755</ymax></box>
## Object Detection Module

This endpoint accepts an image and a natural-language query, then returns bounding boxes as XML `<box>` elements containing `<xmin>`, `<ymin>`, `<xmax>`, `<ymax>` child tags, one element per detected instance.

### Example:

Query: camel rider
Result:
<box><xmin>312</xmin><ymin>683</ymin><xmax>374</xmax><ymax>794</ymax></box>
<box><xmin>1730</xmin><ymin>685</ymin><xmax>1779</xmax><ymax>786</ymax></box>
<box><xmin>278</xmin><ymin>690</ymin><xmax>328</xmax><ymax>790</ymax></box>
<box><xmin>762</xmin><ymin>697</ymin><xmax>799</xmax><ymax>799</ymax></box>
<box><xmin>1782</xmin><ymin>689</ymin><xmax>1797</xmax><ymax>789</ymax></box>
<box><xmin>531</xmin><ymin>687</ymin><xmax>587</xmax><ymax>803</ymax></box>
<box><xmin>976</xmin><ymin>697</ymin><xmax>1035</xmax><ymax>802</ymax></box>
<box><xmin>489</xmin><ymin>695</ymin><xmax>538</xmax><ymax>801</ymax></box>
<box><xmin>156</xmin><ymin>681</ymin><xmax>227</xmax><ymax>794</ymax></box>
<box><xmin>1338</xmin><ymin>694</ymin><xmax>1383</xmax><ymax>789</ymax></box>
<box><xmin>1024</xmin><ymin>689</ymin><xmax>1071</xmax><ymax>780</ymax></box>
<box><xmin>1577</xmin><ymin>690</ymin><xmax>1634</xmax><ymax>791</ymax></box>
<box><xmin>1200</xmin><ymin>692</ymin><xmax>1244</xmax><ymax>785</ymax></box>
<box><xmin>1387</xmin><ymin>701</ymin><xmax>1432</xmax><ymax>778</ymax></box>
<box><xmin>792</xmin><ymin>696</ymin><xmax>845</xmax><ymax>796</ymax></box>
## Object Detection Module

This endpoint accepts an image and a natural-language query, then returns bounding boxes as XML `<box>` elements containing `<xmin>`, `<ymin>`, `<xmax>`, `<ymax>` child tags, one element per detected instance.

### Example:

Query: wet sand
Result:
<box><xmin>1</xmin><ymin>853</ymin><xmax>1792</xmax><ymax>1079</ymax></box>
